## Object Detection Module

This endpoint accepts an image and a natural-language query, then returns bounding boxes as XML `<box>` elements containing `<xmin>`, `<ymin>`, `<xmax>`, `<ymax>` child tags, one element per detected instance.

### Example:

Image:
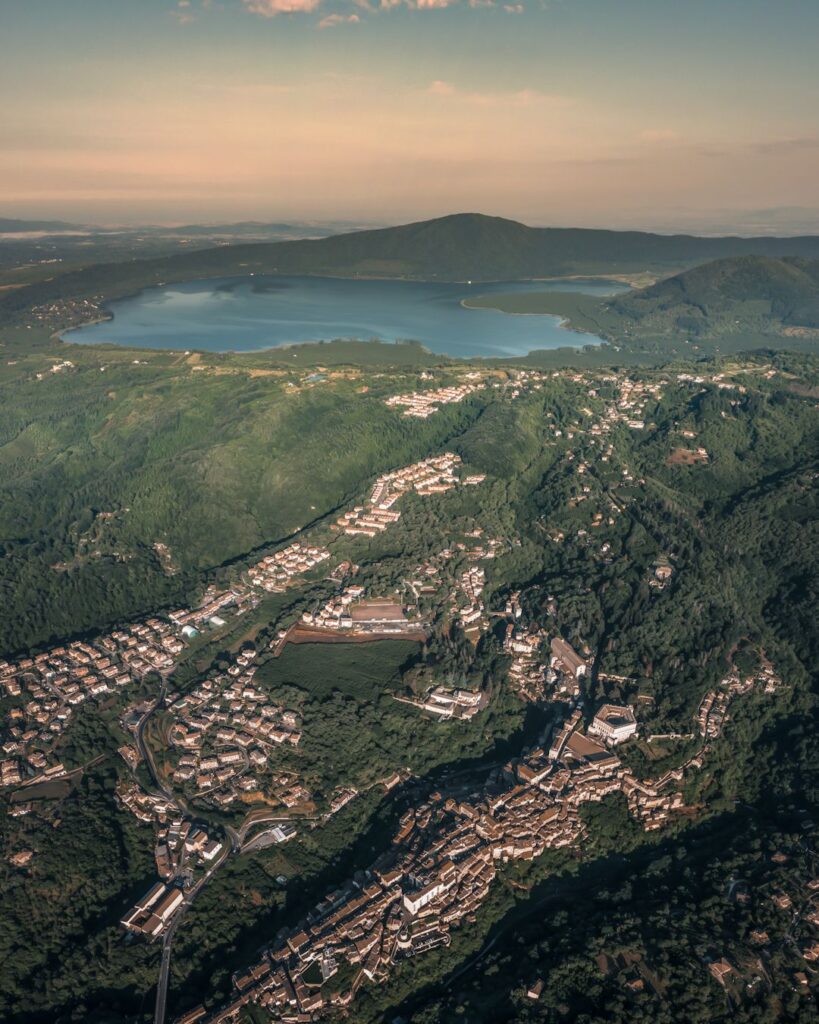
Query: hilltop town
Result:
<box><xmin>201</xmin><ymin>657</ymin><xmax>782</xmax><ymax>1024</ymax></box>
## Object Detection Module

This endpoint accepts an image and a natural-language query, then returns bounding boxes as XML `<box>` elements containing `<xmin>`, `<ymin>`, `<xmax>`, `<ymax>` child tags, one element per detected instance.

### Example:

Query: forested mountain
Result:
<box><xmin>611</xmin><ymin>255</ymin><xmax>819</xmax><ymax>333</ymax></box>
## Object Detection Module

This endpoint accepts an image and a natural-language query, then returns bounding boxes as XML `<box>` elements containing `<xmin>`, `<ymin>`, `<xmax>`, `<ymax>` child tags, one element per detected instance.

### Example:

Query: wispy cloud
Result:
<box><xmin>244</xmin><ymin>0</ymin><xmax>511</xmax><ymax>16</ymax></box>
<box><xmin>427</xmin><ymin>79</ymin><xmax>570</xmax><ymax>108</ymax></box>
<box><xmin>243</xmin><ymin>0</ymin><xmax>322</xmax><ymax>15</ymax></box>
<box><xmin>171</xmin><ymin>0</ymin><xmax>196</xmax><ymax>24</ymax></box>
<box><xmin>318</xmin><ymin>12</ymin><xmax>361</xmax><ymax>26</ymax></box>
<box><xmin>751</xmin><ymin>136</ymin><xmax>819</xmax><ymax>155</ymax></box>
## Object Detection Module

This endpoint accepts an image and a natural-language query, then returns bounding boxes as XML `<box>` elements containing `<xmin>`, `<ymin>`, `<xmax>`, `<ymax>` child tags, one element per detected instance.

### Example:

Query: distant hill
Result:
<box><xmin>149</xmin><ymin>212</ymin><xmax>819</xmax><ymax>282</ymax></box>
<box><xmin>610</xmin><ymin>255</ymin><xmax>819</xmax><ymax>334</ymax></box>
<box><xmin>153</xmin><ymin>221</ymin><xmax>340</xmax><ymax>238</ymax></box>
<box><xmin>0</xmin><ymin>217</ymin><xmax>82</xmax><ymax>233</ymax></box>
<box><xmin>4</xmin><ymin>213</ymin><xmax>819</xmax><ymax>322</ymax></box>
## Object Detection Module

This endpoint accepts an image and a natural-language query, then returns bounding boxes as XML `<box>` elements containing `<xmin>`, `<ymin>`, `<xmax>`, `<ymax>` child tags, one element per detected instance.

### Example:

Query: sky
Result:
<box><xmin>2</xmin><ymin>0</ymin><xmax>819</xmax><ymax>232</ymax></box>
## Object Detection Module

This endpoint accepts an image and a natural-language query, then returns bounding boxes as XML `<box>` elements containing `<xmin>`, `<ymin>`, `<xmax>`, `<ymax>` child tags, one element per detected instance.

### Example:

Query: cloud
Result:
<box><xmin>372</xmin><ymin>0</ymin><xmax>460</xmax><ymax>6</ymax></box>
<box><xmin>171</xmin><ymin>0</ymin><xmax>196</xmax><ymax>24</ymax></box>
<box><xmin>243</xmin><ymin>0</ymin><xmax>322</xmax><ymax>15</ymax></box>
<box><xmin>244</xmin><ymin>0</ymin><xmax>503</xmax><ymax>17</ymax></box>
<box><xmin>427</xmin><ymin>80</ymin><xmax>569</xmax><ymax>108</ymax></box>
<box><xmin>503</xmin><ymin>3</ymin><xmax>524</xmax><ymax>12</ymax></box>
<box><xmin>318</xmin><ymin>12</ymin><xmax>361</xmax><ymax>26</ymax></box>
<box><xmin>428</xmin><ymin>79</ymin><xmax>457</xmax><ymax>96</ymax></box>
<box><xmin>751</xmin><ymin>136</ymin><xmax>819</xmax><ymax>155</ymax></box>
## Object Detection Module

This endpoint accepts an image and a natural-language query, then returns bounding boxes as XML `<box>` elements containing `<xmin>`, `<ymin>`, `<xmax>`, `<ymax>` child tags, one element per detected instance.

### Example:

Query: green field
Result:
<box><xmin>464</xmin><ymin>288</ymin><xmax>614</xmax><ymax>329</ymax></box>
<box><xmin>257</xmin><ymin>639</ymin><xmax>421</xmax><ymax>700</ymax></box>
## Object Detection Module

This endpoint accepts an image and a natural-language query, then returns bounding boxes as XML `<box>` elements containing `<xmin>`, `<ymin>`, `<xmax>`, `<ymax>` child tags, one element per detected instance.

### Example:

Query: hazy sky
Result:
<box><xmin>2</xmin><ymin>0</ymin><xmax>819</xmax><ymax>231</ymax></box>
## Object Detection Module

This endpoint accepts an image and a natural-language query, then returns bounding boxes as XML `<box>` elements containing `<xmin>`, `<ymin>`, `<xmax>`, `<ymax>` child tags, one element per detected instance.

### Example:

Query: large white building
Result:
<box><xmin>588</xmin><ymin>704</ymin><xmax>638</xmax><ymax>745</ymax></box>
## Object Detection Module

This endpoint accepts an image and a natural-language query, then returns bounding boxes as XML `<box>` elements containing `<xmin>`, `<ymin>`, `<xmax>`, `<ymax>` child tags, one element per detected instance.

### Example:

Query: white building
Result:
<box><xmin>588</xmin><ymin>704</ymin><xmax>638</xmax><ymax>745</ymax></box>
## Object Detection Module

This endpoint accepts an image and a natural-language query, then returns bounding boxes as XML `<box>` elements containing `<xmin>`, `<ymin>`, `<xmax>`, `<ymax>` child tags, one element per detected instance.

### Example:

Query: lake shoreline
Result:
<box><xmin>61</xmin><ymin>274</ymin><xmax>619</xmax><ymax>358</ymax></box>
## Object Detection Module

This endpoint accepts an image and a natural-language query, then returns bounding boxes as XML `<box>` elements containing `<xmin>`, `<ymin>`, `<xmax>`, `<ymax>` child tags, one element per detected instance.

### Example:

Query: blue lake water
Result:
<box><xmin>65</xmin><ymin>276</ymin><xmax>626</xmax><ymax>359</ymax></box>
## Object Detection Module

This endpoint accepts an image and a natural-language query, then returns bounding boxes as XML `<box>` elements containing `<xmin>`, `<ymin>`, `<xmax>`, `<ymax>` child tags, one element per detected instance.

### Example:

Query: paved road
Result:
<box><xmin>136</xmin><ymin>676</ymin><xmax>174</xmax><ymax>799</ymax></box>
<box><xmin>153</xmin><ymin>841</ymin><xmax>232</xmax><ymax>1024</ymax></box>
<box><xmin>154</xmin><ymin>920</ymin><xmax>178</xmax><ymax>1024</ymax></box>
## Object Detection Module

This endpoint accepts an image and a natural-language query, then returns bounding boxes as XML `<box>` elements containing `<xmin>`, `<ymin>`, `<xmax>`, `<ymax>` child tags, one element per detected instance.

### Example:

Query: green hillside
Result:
<box><xmin>611</xmin><ymin>255</ymin><xmax>819</xmax><ymax>334</ymax></box>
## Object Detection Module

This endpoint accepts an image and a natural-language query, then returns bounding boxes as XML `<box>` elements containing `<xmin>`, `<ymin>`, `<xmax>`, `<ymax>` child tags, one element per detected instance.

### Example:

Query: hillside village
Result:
<box><xmin>0</xmin><ymin>445</ymin><xmax>493</xmax><ymax>791</ymax></box>
<box><xmin>200</xmin><ymin>659</ymin><xmax>783</xmax><ymax>1024</ymax></box>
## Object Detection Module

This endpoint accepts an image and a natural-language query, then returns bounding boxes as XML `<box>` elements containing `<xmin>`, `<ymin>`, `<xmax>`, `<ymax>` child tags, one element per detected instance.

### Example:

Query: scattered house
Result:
<box><xmin>526</xmin><ymin>979</ymin><xmax>545</xmax><ymax>1001</ymax></box>
<box><xmin>708</xmin><ymin>959</ymin><xmax>734</xmax><ymax>987</ymax></box>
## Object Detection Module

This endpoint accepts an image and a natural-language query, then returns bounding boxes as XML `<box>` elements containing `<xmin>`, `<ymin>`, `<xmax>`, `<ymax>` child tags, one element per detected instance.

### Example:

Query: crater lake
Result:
<box><xmin>64</xmin><ymin>275</ymin><xmax>626</xmax><ymax>358</ymax></box>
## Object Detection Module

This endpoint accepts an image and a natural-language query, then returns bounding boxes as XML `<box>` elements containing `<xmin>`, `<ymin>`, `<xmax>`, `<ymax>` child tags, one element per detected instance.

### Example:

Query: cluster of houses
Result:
<box><xmin>550</xmin><ymin>373</ymin><xmax>665</xmax><ymax>449</ymax></box>
<box><xmin>382</xmin><ymin>368</ymin><xmax>565</xmax><ymax>422</ymax></box>
<box><xmin>34</xmin><ymin>358</ymin><xmax>75</xmax><ymax>380</ymax></box>
<box><xmin>395</xmin><ymin>685</ymin><xmax>487</xmax><ymax>721</ymax></box>
<box><xmin>0</xmin><ymin>528</ymin><xmax>341</xmax><ymax>791</ymax></box>
<box><xmin>607</xmin><ymin>375</ymin><xmax>665</xmax><ymax>431</ymax></box>
<box><xmin>164</xmin><ymin>650</ymin><xmax>308</xmax><ymax>810</ymax></box>
<box><xmin>503</xmin><ymin>624</ymin><xmax>549</xmax><ymax>702</ymax></box>
<box><xmin>707</xmin><ymin>867</ymin><xmax>819</xmax><ymax>998</ymax></box>
<box><xmin>299</xmin><ymin>590</ymin><xmax>421</xmax><ymax>638</ymax></box>
<box><xmin>29</xmin><ymin>296</ymin><xmax>102</xmax><ymax>331</ymax></box>
<box><xmin>247</xmin><ymin>543</ymin><xmax>331</xmax><ymax>593</ymax></box>
<box><xmin>116</xmin><ymin>774</ymin><xmax>226</xmax><ymax>939</ymax></box>
<box><xmin>0</xmin><ymin>619</ymin><xmax>180</xmax><ymax>787</ymax></box>
<box><xmin>168</xmin><ymin>585</ymin><xmax>255</xmax><ymax>636</ymax></box>
<box><xmin>405</xmin><ymin>551</ymin><xmax>452</xmax><ymax>600</ymax></box>
<box><xmin>456</xmin><ymin>565</ymin><xmax>487</xmax><ymax>642</ymax></box>
<box><xmin>697</xmin><ymin>661</ymin><xmax>782</xmax><ymax>739</ymax></box>
<box><xmin>503</xmin><ymin>635</ymin><xmax>592</xmax><ymax>704</ymax></box>
<box><xmin>200</xmin><ymin>702</ymin><xmax>698</xmax><ymax>1024</ymax></box>
<box><xmin>168</xmin><ymin>543</ymin><xmax>333</xmax><ymax>640</ymax></box>
<box><xmin>403</xmin><ymin>534</ymin><xmax>500</xmax><ymax>619</ymax></box>
<box><xmin>335</xmin><ymin>453</ymin><xmax>482</xmax><ymax>539</ymax></box>
<box><xmin>115</xmin><ymin>779</ymin><xmax>223</xmax><ymax>880</ymax></box>
<box><xmin>116</xmin><ymin>778</ymin><xmax>178</xmax><ymax>826</ymax></box>
<box><xmin>384</xmin><ymin>381</ymin><xmax>485</xmax><ymax>418</ymax></box>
